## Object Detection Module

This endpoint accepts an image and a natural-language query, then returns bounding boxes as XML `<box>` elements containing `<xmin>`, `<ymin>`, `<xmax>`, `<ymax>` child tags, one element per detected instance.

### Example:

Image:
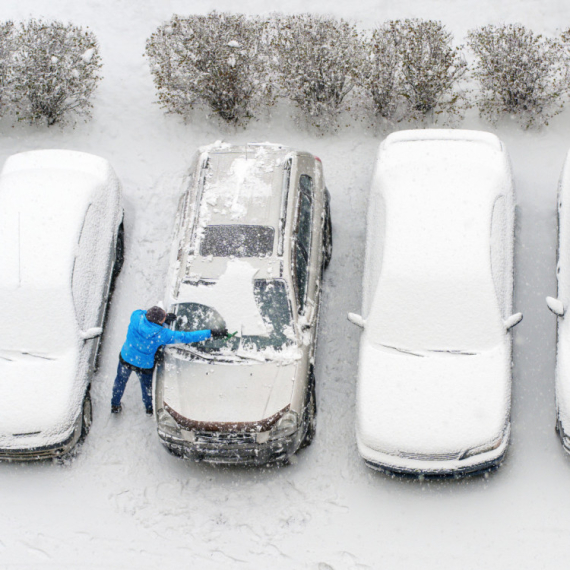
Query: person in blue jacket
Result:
<box><xmin>111</xmin><ymin>306</ymin><xmax>227</xmax><ymax>415</ymax></box>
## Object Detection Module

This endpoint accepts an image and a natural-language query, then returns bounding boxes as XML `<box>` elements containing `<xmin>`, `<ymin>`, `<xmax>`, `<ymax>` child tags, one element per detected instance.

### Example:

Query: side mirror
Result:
<box><xmin>546</xmin><ymin>296</ymin><xmax>565</xmax><ymax>317</ymax></box>
<box><xmin>504</xmin><ymin>313</ymin><xmax>523</xmax><ymax>331</ymax></box>
<box><xmin>347</xmin><ymin>313</ymin><xmax>366</xmax><ymax>328</ymax></box>
<box><xmin>80</xmin><ymin>327</ymin><xmax>103</xmax><ymax>340</ymax></box>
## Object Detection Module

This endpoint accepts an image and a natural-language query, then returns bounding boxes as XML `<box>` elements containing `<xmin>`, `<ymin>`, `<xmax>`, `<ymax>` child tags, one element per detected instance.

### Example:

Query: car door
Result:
<box><xmin>72</xmin><ymin>201</ymin><xmax>109</xmax><ymax>371</ymax></box>
<box><xmin>490</xmin><ymin>195</ymin><xmax>509</xmax><ymax>319</ymax></box>
<box><xmin>292</xmin><ymin>160</ymin><xmax>324</xmax><ymax>337</ymax></box>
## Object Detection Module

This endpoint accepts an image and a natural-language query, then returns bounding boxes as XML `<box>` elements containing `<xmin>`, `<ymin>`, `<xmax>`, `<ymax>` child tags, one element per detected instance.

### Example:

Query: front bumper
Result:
<box><xmin>158</xmin><ymin>427</ymin><xmax>303</xmax><ymax>466</ymax></box>
<box><xmin>0</xmin><ymin>426</ymin><xmax>80</xmax><ymax>462</ymax></box>
<box><xmin>555</xmin><ymin>414</ymin><xmax>570</xmax><ymax>453</ymax></box>
<box><xmin>358</xmin><ymin>425</ymin><xmax>510</xmax><ymax>478</ymax></box>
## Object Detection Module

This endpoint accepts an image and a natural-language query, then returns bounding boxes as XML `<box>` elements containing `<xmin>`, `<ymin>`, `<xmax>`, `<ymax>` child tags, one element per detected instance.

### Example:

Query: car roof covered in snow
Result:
<box><xmin>177</xmin><ymin>143</ymin><xmax>301</xmax><ymax>283</ymax></box>
<box><xmin>368</xmin><ymin>129</ymin><xmax>513</xmax><ymax>351</ymax></box>
<box><xmin>0</xmin><ymin>149</ymin><xmax>118</xmax><ymax>289</ymax></box>
<box><xmin>198</xmin><ymin>143</ymin><xmax>292</xmax><ymax>229</ymax></box>
<box><xmin>375</xmin><ymin>129</ymin><xmax>511</xmax><ymax>248</ymax></box>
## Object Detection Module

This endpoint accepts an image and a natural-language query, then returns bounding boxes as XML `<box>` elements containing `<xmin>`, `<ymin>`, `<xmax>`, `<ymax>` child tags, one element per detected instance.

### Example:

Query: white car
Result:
<box><xmin>547</xmin><ymin>150</ymin><xmax>570</xmax><ymax>453</ymax></box>
<box><xmin>0</xmin><ymin>150</ymin><xmax>124</xmax><ymax>460</ymax></box>
<box><xmin>349</xmin><ymin>130</ymin><xmax>521</xmax><ymax>476</ymax></box>
<box><xmin>154</xmin><ymin>142</ymin><xmax>332</xmax><ymax>465</ymax></box>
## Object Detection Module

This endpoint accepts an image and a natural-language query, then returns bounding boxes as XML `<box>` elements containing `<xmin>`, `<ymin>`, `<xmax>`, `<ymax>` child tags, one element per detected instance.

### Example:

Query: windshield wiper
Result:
<box><xmin>379</xmin><ymin>344</ymin><xmax>424</xmax><ymax>357</ymax></box>
<box><xmin>21</xmin><ymin>352</ymin><xmax>55</xmax><ymax>360</ymax></box>
<box><xmin>429</xmin><ymin>349</ymin><xmax>477</xmax><ymax>356</ymax></box>
<box><xmin>0</xmin><ymin>350</ymin><xmax>55</xmax><ymax>361</ymax></box>
<box><xmin>171</xmin><ymin>345</ymin><xmax>252</xmax><ymax>363</ymax></box>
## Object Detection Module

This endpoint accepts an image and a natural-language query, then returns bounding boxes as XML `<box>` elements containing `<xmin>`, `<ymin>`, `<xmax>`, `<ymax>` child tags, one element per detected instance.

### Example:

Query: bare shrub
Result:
<box><xmin>0</xmin><ymin>22</ymin><xmax>15</xmax><ymax>117</ymax></box>
<box><xmin>360</xmin><ymin>19</ymin><xmax>467</xmax><ymax>125</ymax></box>
<box><xmin>359</xmin><ymin>23</ymin><xmax>402</xmax><ymax>122</ymax></box>
<box><xmin>11</xmin><ymin>19</ymin><xmax>102</xmax><ymax>127</ymax></box>
<box><xmin>272</xmin><ymin>14</ymin><xmax>360</xmax><ymax>131</ymax></box>
<box><xmin>145</xmin><ymin>12</ymin><xmax>270</xmax><ymax>126</ymax></box>
<box><xmin>468</xmin><ymin>24</ymin><xmax>566</xmax><ymax>128</ymax></box>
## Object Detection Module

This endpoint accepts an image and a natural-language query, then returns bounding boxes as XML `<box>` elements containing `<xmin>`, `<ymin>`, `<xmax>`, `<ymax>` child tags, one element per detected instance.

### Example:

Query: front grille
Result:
<box><xmin>0</xmin><ymin>446</ymin><xmax>66</xmax><ymax>461</ymax></box>
<box><xmin>397</xmin><ymin>451</ymin><xmax>461</xmax><ymax>461</ymax></box>
<box><xmin>194</xmin><ymin>431</ymin><xmax>257</xmax><ymax>445</ymax></box>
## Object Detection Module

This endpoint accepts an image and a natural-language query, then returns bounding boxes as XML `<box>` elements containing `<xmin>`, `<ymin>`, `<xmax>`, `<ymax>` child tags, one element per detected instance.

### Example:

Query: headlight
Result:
<box><xmin>268</xmin><ymin>411</ymin><xmax>299</xmax><ymax>441</ymax></box>
<box><xmin>157</xmin><ymin>408</ymin><xmax>182</xmax><ymax>439</ymax></box>
<box><xmin>461</xmin><ymin>435</ymin><xmax>503</xmax><ymax>459</ymax></box>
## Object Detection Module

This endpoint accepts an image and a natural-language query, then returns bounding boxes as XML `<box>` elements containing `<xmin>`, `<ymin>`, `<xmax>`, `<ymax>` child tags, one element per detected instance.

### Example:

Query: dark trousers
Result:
<box><xmin>111</xmin><ymin>360</ymin><xmax>153</xmax><ymax>411</ymax></box>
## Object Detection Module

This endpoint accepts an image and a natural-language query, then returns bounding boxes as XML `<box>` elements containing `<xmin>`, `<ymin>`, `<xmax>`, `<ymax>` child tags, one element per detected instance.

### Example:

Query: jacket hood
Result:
<box><xmin>136</xmin><ymin>313</ymin><xmax>164</xmax><ymax>340</ymax></box>
<box><xmin>356</xmin><ymin>339</ymin><xmax>511</xmax><ymax>456</ymax></box>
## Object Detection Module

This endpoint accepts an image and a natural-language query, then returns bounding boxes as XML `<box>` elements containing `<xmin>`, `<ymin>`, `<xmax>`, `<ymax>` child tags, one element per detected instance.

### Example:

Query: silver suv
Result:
<box><xmin>154</xmin><ymin>143</ymin><xmax>332</xmax><ymax>465</ymax></box>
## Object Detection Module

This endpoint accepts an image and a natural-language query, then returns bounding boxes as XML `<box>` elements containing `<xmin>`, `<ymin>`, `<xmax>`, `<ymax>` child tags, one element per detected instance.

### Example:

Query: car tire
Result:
<box><xmin>94</xmin><ymin>223</ymin><xmax>124</xmax><ymax>373</ymax></box>
<box><xmin>79</xmin><ymin>389</ymin><xmax>93</xmax><ymax>442</ymax></box>
<box><xmin>300</xmin><ymin>369</ymin><xmax>317</xmax><ymax>449</ymax></box>
<box><xmin>165</xmin><ymin>444</ymin><xmax>184</xmax><ymax>458</ymax></box>
<box><xmin>111</xmin><ymin>223</ymin><xmax>125</xmax><ymax>286</ymax></box>
<box><xmin>322</xmin><ymin>192</ymin><xmax>332</xmax><ymax>271</ymax></box>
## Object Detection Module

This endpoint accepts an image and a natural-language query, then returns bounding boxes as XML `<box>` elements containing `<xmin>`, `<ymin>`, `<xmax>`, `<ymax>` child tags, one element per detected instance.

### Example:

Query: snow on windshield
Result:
<box><xmin>173</xmin><ymin>279</ymin><xmax>295</xmax><ymax>357</ymax></box>
<box><xmin>176</xmin><ymin>259</ymin><xmax>269</xmax><ymax>336</ymax></box>
<box><xmin>0</xmin><ymin>287</ymin><xmax>76</xmax><ymax>354</ymax></box>
<box><xmin>369</xmin><ymin>277</ymin><xmax>503</xmax><ymax>352</ymax></box>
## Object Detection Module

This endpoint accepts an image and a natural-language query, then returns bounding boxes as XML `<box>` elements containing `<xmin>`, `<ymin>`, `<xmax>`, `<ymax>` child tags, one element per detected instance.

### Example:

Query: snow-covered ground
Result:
<box><xmin>2</xmin><ymin>1</ymin><xmax>570</xmax><ymax>568</ymax></box>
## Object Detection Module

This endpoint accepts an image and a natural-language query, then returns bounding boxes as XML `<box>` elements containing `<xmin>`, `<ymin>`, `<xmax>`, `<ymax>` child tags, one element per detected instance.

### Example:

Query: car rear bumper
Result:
<box><xmin>357</xmin><ymin>426</ymin><xmax>510</xmax><ymax>478</ymax></box>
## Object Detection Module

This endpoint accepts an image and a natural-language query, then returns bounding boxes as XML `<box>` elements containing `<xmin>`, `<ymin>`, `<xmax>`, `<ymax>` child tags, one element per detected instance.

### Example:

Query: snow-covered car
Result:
<box><xmin>547</xmin><ymin>150</ymin><xmax>570</xmax><ymax>453</ymax></box>
<box><xmin>0</xmin><ymin>150</ymin><xmax>124</xmax><ymax>460</ymax></box>
<box><xmin>349</xmin><ymin>130</ymin><xmax>521</xmax><ymax>476</ymax></box>
<box><xmin>154</xmin><ymin>142</ymin><xmax>332</xmax><ymax>465</ymax></box>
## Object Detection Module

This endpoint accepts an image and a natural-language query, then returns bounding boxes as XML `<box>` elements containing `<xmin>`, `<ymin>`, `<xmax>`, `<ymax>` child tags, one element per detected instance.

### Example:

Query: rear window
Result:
<box><xmin>200</xmin><ymin>225</ymin><xmax>275</xmax><ymax>257</ymax></box>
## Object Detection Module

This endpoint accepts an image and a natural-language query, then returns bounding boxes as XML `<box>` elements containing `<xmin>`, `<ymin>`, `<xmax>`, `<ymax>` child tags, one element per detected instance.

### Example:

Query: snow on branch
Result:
<box><xmin>271</xmin><ymin>14</ymin><xmax>361</xmax><ymax>132</ymax></box>
<box><xmin>9</xmin><ymin>19</ymin><xmax>102</xmax><ymax>127</ymax></box>
<box><xmin>360</xmin><ymin>19</ymin><xmax>467</xmax><ymax>126</ymax></box>
<box><xmin>0</xmin><ymin>22</ymin><xmax>15</xmax><ymax>118</ymax></box>
<box><xmin>467</xmin><ymin>24</ymin><xmax>567</xmax><ymax>128</ymax></box>
<box><xmin>145</xmin><ymin>12</ymin><xmax>271</xmax><ymax>127</ymax></box>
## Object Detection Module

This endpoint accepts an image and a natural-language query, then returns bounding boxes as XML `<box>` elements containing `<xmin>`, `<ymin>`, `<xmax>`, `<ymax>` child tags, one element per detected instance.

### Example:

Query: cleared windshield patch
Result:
<box><xmin>200</xmin><ymin>225</ymin><xmax>274</xmax><ymax>257</ymax></box>
<box><xmin>173</xmin><ymin>279</ymin><xmax>295</xmax><ymax>356</ymax></box>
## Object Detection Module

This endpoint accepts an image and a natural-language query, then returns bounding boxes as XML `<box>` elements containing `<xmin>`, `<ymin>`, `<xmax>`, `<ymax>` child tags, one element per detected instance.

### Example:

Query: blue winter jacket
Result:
<box><xmin>120</xmin><ymin>310</ymin><xmax>211</xmax><ymax>369</ymax></box>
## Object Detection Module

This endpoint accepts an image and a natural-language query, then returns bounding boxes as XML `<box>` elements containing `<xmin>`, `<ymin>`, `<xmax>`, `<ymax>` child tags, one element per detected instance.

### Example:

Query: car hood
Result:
<box><xmin>356</xmin><ymin>339</ymin><xmax>511</xmax><ymax>456</ymax></box>
<box><xmin>0</xmin><ymin>349</ymin><xmax>82</xmax><ymax>442</ymax></box>
<box><xmin>160</xmin><ymin>354</ymin><xmax>297</xmax><ymax>425</ymax></box>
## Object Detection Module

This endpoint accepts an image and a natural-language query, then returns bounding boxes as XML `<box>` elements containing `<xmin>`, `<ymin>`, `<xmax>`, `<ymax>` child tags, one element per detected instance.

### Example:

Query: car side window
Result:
<box><xmin>294</xmin><ymin>175</ymin><xmax>313</xmax><ymax>313</ymax></box>
<box><xmin>490</xmin><ymin>196</ymin><xmax>507</xmax><ymax>317</ymax></box>
<box><xmin>72</xmin><ymin>204</ymin><xmax>103</xmax><ymax>330</ymax></box>
<box><xmin>362</xmin><ymin>192</ymin><xmax>386</xmax><ymax>318</ymax></box>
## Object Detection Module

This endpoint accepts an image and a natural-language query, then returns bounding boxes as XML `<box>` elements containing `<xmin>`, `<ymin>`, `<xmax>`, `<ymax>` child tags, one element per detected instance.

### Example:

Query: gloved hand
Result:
<box><xmin>164</xmin><ymin>313</ymin><xmax>177</xmax><ymax>325</ymax></box>
<box><xmin>210</xmin><ymin>327</ymin><xmax>229</xmax><ymax>340</ymax></box>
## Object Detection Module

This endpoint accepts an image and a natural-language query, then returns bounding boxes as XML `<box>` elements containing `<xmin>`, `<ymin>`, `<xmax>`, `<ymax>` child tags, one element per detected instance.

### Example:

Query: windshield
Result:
<box><xmin>172</xmin><ymin>279</ymin><xmax>295</xmax><ymax>360</ymax></box>
<box><xmin>0</xmin><ymin>287</ymin><xmax>76</xmax><ymax>354</ymax></box>
<box><xmin>200</xmin><ymin>225</ymin><xmax>275</xmax><ymax>257</ymax></box>
<box><xmin>368</xmin><ymin>277</ymin><xmax>504</xmax><ymax>353</ymax></box>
